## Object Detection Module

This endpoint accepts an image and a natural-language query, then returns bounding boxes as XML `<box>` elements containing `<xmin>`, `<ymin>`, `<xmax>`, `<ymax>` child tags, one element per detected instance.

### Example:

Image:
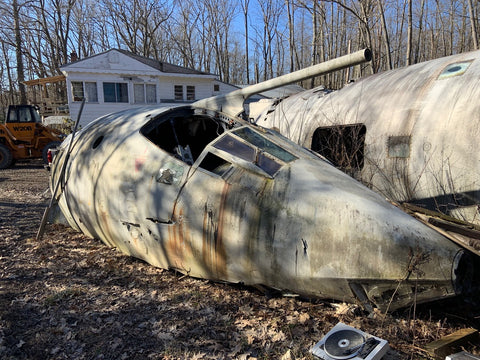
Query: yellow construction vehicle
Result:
<box><xmin>0</xmin><ymin>105</ymin><xmax>65</xmax><ymax>169</ymax></box>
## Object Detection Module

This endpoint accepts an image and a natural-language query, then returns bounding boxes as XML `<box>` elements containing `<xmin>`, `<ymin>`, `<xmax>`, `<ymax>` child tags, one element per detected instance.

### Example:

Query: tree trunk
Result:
<box><xmin>13</xmin><ymin>0</ymin><xmax>26</xmax><ymax>104</ymax></box>
<box><xmin>413</xmin><ymin>0</ymin><xmax>425</xmax><ymax>62</ymax></box>
<box><xmin>406</xmin><ymin>0</ymin><xmax>412</xmax><ymax>65</ymax></box>
<box><xmin>286</xmin><ymin>0</ymin><xmax>295</xmax><ymax>72</ymax></box>
<box><xmin>310</xmin><ymin>0</ymin><xmax>318</xmax><ymax>88</ymax></box>
<box><xmin>242</xmin><ymin>0</ymin><xmax>250</xmax><ymax>84</ymax></box>
<box><xmin>467</xmin><ymin>0</ymin><xmax>479</xmax><ymax>50</ymax></box>
<box><xmin>377</xmin><ymin>0</ymin><xmax>392</xmax><ymax>70</ymax></box>
<box><xmin>1</xmin><ymin>42</ymin><xmax>16</xmax><ymax>104</ymax></box>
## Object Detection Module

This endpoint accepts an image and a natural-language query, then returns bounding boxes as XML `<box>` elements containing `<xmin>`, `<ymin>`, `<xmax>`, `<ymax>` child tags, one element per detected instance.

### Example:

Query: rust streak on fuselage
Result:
<box><xmin>167</xmin><ymin>207</ymin><xmax>191</xmax><ymax>269</ymax></box>
<box><xmin>202</xmin><ymin>204</ymin><xmax>215</xmax><ymax>275</ymax></box>
<box><xmin>201</xmin><ymin>182</ymin><xmax>228</xmax><ymax>279</ymax></box>
<box><xmin>215</xmin><ymin>182</ymin><xmax>229</xmax><ymax>278</ymax></box>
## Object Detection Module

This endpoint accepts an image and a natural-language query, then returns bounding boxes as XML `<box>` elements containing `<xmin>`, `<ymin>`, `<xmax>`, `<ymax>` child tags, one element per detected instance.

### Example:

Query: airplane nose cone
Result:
<box><xmin>281</xmin><ymin>159</ymin><xmax>467</xmax><ymax>280</ymax></box>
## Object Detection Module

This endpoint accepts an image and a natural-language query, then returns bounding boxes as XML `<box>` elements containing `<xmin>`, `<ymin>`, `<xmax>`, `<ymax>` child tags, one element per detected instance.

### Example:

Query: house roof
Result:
<box><xmin>115</xmin><ymin>49</ymin><xmax>212</xmax><ymax>75</ymax></box>
<box><xmin>61</xmin><ymin>48</ymin><xmax>213</xmax><ymax>76</ymax></box>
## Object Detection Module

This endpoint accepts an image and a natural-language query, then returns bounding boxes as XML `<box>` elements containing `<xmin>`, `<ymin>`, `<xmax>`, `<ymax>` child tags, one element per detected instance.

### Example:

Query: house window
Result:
<box><xmin>85</xmin><ymin>82</ymin><xmax>98</xmax><ymax>102</ymax></box>
<box><xmin>134</xmin><ymin>84</ymin><xmax>144</xmax><ymax>103</ymax></box>
<box><xmin>103</xmin><ymin>82</ymin><xmax>128</xmax><ymax>103</ymax></box>
<box><xmin>146</xmin><ymin>84</ymin><xmax>156</xmax><ymax>103</ymax></box>
<box><xmin>134</xmin><ymin>84</ymin><xmax>157</xmax><ymax>104</ymax></box>
<box><xmin>214</xmin><ymin>84</ymin><xmax>220</xmax><ymax>92</ymax></box>
<box><xmin>71</xmin><ymin>81</ymin><xmax>98</xmax><ymax>102</ymax></box>
<box><xmin>174</xmin><ymin>85</ymin><xmax>183</xmax><ymax>100</ymax></box>
<box><xmin>311</xmin><ymin>123</ymin><xmax>366</xmax><ymax>173</ymax></box>
<box><xmin>72</xmin><ymin>82</ymin><xmax>83</xmax><ymax>101</ymax></box>
<box><xmin>186</xmin><ymin>86</ymin><xmax>195</xmax><ymax>100</ymax></box>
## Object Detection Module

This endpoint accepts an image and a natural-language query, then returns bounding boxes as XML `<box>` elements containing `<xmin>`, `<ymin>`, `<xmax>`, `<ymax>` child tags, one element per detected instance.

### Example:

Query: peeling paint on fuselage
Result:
<box><xmin>50</xmin><ymin>105</ymin><xmax>480</xmax><ymax>311</ymax></box>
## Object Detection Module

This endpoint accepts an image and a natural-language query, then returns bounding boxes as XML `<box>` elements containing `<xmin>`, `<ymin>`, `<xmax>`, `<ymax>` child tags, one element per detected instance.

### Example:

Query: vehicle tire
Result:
<box><xmin>0</xmin><ymin>143</ymin><xmax>13</xmax><ymax>169</ymax></box>
<box><xmin>42</xmin><ymin>141</ymin><xmax>62</xmax><ymax>164</ymax></box>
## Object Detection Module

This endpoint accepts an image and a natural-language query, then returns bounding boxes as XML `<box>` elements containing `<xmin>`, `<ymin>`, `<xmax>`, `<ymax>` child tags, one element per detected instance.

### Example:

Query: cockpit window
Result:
<box><xmin>233</xmin><ymin>127</ymin><xmax>297</xmax><ymax>163</ymax></box>
<box><xmin>213</xmin><ymin>127</ymin><xmax>295</xmax><ymax>176</ymax></box>
<box><xmin>257</xmin><ymin>152</ymin><xmax>282</xmax><ymax>175</ymax></box>
<box><xmin>214</xmin><ymin>135</ymin><xmax>255</xmax><ymax>162</ymax></box>
<box><xmin>141</xmin><ymin>108</ymin><xmax>226</xmax><ymax>164</ymax></box>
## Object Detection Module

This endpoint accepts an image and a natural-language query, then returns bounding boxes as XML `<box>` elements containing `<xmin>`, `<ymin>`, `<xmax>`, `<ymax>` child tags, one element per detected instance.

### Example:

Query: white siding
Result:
<box><xmin>66</xmin><ymin>73</ymin><xmax>162</xmax><ymax>126</ymax></box>
<box><xmin>158</xmin><ymin>77</ymin><xmax>217</xmax><ymax>101</ymax></box>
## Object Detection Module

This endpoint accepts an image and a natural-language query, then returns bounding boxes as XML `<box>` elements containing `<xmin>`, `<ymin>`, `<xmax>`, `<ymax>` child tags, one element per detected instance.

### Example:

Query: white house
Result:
<box><xmin>60</xmin><ymin>49</ymin><xmax>239</xmax><ymax>127</ymax></box>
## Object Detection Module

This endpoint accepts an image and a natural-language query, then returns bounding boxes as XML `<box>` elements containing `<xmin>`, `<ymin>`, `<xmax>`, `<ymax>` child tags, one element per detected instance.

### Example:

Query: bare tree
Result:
<box><xmin>31</xmin><ymin>0</ymin><xmax>76</xmax><ymax>71</ymax></box>
<box><xmin>414</xmin><ymin>0</ymin><xmax>425</xmax><ymax>62</ymax></box>
<box><xmin>228</xmin><ymin>39</ymin><xmax>249</xmax><ymax>84</ymax></box>
<box><xmin>168</xmin><ymin>1</ymin><xmax>199</xmax><ymax>68</ymax></box>
<box><xmin>191</xmin><ymin>3</ymin><xmax>214</xmax><ymax>73</ymax></box>
<box><xmin>318</xmin><ymin>0</ymin><xmax>375</xmax><ymax>75</ymax></box>
<box><xmin>467</xmin><ymin>0</ymin><xmax>479</xmax><ymax>49</ymax></box>
<box><xmin>240</xmin><ymin>0</ymin><xmax>250</xmax><ymax>84</ymax></box>
<box><xmin>101</xmin><ymin>0</ymin><xmax>172</xmax><ymax>57</ymax></box>
<box><xmin>377</xmin><ymin>0</ymin><xmax>392</xmax><ymax>70</ymax></box>
<box><xmin>295</xmin><ymin>0</ymin><xmax>322</xmax><ymax>86</ymax></box>
<box><xmin>391</xmin><ymin>0</ymin><xmax>407</xmax><ymax>68</ymax></box>
<box><xmin>72</xmin><ymin>0</ymin><xmax>102</xmax><ymax>58</ymax></box>
<box><xmin>406</xmin><ymin>0</ymin><xmax>412</xmax><ymax>65</ymax></box>
<box><xmin>13</xmin><ymin>0</ymin><xmax>26</xmax><ymax>103</ymax></box>
<box><xmin>0</xmin><ymin>41</ymin><xmax>16</xmax><ymax>105</ymax></box>
<box><xmin>3</xmin><ymin>0</ymin><xmax>480</xmax><ymax>107</ymax></box>
<box><xmin>254</xmin><ymin>0</ymin><xmax>284</xmax><ymax>80</ymax></box>
<box><xmin>459</xmin><ymin>0</ymin><xmax>469</xmax><ymax>53</ymax></box>
<box><xmin>286</xmin><ymin>0</ymin><xmax>296</xmax><ymax>72</ymax></box>
<box><xmin>202</xmin><ymin>0</ymin><xmax>237</xmax><ymax>82</ymax></box>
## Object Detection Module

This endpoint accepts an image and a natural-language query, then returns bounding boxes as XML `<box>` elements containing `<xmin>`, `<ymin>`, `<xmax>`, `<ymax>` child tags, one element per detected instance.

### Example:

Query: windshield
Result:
<box><xmin>232</xmin><ymin>127</ymin><xmax>297</xmax><ymax>163</ymax></box>
<box><xmin>213</xmin><ymin>126</ymin><xmax>297</xmax><ymax>176</ymax></box>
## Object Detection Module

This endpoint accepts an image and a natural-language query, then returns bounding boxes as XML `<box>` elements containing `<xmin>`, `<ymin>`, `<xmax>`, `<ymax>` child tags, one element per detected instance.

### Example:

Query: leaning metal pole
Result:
<box><xmin>193</xmin><ymin>48</ymin><xmax>372</xmax><ymax>118</ymax></box>
<box><xmin>36</xmin><ymin>98</ymin><xmax>85</xmax><ymax>241</ymax></box>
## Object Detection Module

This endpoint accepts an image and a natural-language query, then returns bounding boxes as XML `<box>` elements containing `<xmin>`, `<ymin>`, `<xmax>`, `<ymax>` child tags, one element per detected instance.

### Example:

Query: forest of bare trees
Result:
<box><xmin>0</xmin><ymin>0</ymin><xmax>479</xmax><ymax>108</ymax></box>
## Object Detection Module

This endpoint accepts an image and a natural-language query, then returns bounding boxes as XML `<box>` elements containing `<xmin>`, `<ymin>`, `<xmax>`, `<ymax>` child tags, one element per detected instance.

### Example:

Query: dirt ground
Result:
<box><xmin>0</xmin><ymin>159</ymin><xmax>479</xmax><ymax>360</ymax></box>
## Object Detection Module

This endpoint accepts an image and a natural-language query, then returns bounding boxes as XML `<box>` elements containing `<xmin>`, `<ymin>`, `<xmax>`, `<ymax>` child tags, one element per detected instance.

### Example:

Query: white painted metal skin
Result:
<box><xmin>50</xmin><ymin>103</ymin><xmax>480</xmax><ymax>312</ymax></box>
<box><xmin>254</xmin><ymin>50</ymin><xmax>480</xmax><ymax>224</ymax></box>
